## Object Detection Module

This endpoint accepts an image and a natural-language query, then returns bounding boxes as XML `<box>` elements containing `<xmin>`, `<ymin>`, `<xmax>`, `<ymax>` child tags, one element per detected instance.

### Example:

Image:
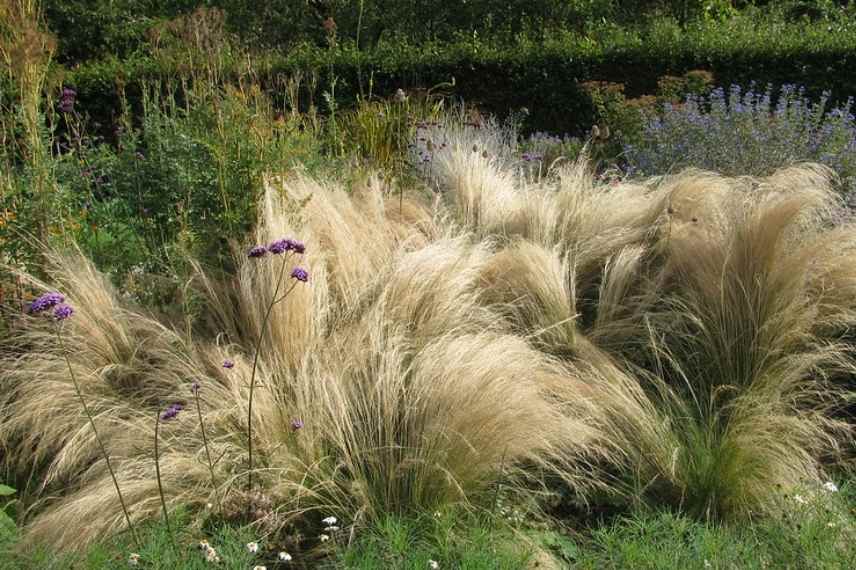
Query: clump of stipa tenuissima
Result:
<box><xmin>1</xmin><ymin>172</ymin><xmax>616</xmax><ymax>550</ymax></box>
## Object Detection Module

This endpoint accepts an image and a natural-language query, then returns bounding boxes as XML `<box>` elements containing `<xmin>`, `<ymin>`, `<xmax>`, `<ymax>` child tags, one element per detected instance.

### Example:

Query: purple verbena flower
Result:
<box><xmin>190</xmin><ymin>381</ymin><xmax>200</xmax><ymax>395</ymax></box>
<box><xmin>291</xmin><ymin>418</ymin><xmax>304</xmax><ymax>431</ymax></box>
<box><xmin>291</xmin><ymin>267</ymin><xmax>309</xmax><ymax>282</ymax></box>
<box><xmin>223</xmin><ymin>359</ymin><xmax>235</xmax><ymax>369</ymax></box>
<box><xmin>53</xmin><ymin>304</ymin><xmax>74</xmax><ymax>321</ymax></box>
<box><xmin>160</xmin><ymin>403</ymin><xmax>182</xmax><ymax>421</ymax></box>
<box><xmin>28</xmin><ymin>292</ymin><xmax>65</xmax><ymax>314</ymax></box>
<box><xmin>248</xmin><ymin>245</ymin><xmax>267</xmax><ymax>258</ymax></box>
<box><xmin>268</xmin><ymin>239</ymin><xmax>289</xmax><ymax>255</ymax></box>
<box><xmin>287</xmin><ymin>239</ymin><xmax>306</xmax><ymax>254</ymax></box>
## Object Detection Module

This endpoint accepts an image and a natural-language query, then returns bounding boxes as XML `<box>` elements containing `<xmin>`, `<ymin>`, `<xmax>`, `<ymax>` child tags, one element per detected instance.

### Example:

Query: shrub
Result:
<box><xmin>624</xmin><ymin>85</ymin><xmax>856</xmax><ymax>193</ymax></box>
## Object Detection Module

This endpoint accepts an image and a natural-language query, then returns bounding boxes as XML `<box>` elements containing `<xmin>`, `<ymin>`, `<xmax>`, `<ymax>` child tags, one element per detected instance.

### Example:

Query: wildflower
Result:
<box><xmin>191</xmin><ymin>381</ymin><xmax>200</xmax><ymax>394</ymax></box>
<box><xmin>823</xmin><ymin>481</ymin><xmax>839</xmax><ymax>493</ymax></box>
<box><xmin>128</xmin><ymin>553</ymin><xmax>141</xmax><ymax>566</ymax></box>
<box><xmin>58</xmin><ymin>87</ymin><xmax>76</xmax><ymax>113</ymax></box>
<box><xmin>28</xmin><ymin>291</ymin><xmax>65</xmax><ymax>314</ymax></box>
<box><xmin>253</xmin><ymin>567</ymin><xmax>267</xmax><ymax>570</ymax></box>
<box><xmin>198</xmin><ymin>540</ymin><xmax>210</xmax><ymax>550</ymax></box>
<box><xmin>204</xmin><ymin>546</ymin><xmax>220</xmax><ymax>563</ymax></box>
<box><xmin>394</xmin><ymin>88</ymin><xmax>407</xmax><ymax>103</ymax></box>
<box><xmin>429</xmin><ymin>561</ymin><xmax>440</xmax><ymax>569</ymax></box>
<box><xmin>248</xmin><ymin>245</ymin><xmax>267</xmax><ymax>258</ymax></box>
<box><xmin>703</xmin><ymin>561</ymin><xmax>711</xmax><ymax>569</ymax></box>
<box><xmin>322</xmin><ymin>516</ymin><xmax>338</xmax><ymax>525</ymax></box>
<box><xmin>325</xmin><ymin>525</ymin><xmax>340</xmax><ymax>532</ymax></box>
<box><xmin>287</xmin><ymin>239</ymin><xmax>306</xmax><ymax>254</ymax></box>
<box><xmin>246</xmin><ymin>541</ymin><xmax>259</xmax><ymax>554</ymax></box>
<box><xmin>160</xmin><ymin>403</ymin><xmax>182</xmax><ymax>421</ymax></box>
<box><xmin>793</xmin><ymin>494</ymin><xmax>807</xmax><ymax>505</ymax></box>
<box><xmin>268</xmin><ymin>239</ymin><xmax>290</xmax><ymax>255</ymax></box>
<box><xmin>291</xmin><ymin>418</ymin><xmax>304</xmax><ymax>431</ymax></box>
<box><xmin>319</xmin><ymin>534</ymin><xmax>330</xmax><ymax>542</ymax></box>
<box><xmin>291</xmin><ymin>267</ymin><xmax>309</xmax><ymax>282</ymax></box>
<box><xmin>223</xmin><ymin>359</ymin><xmax>235</xmax><ymax>369</ymax></box>
<box><xmin>53</xmin><ymin>304</ymin><xmax>74</xmax><ymax>321</ymax></box>
<box><xmin>278</xmin><ymin>551</ymin><xmax>293</xmax><ymax>562</ymax></box>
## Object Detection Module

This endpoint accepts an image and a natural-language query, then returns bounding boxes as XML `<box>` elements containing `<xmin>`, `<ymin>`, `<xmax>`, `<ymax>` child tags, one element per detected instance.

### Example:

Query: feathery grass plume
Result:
<box><xmin>1</xmin><ymin>172</ymin><xmax>611</xmax><ymax>549</ymax></box>
<box><xmin>635</xmin><ymin>165</ymin><xmax>856</xmax><ymax>518</ymax></box>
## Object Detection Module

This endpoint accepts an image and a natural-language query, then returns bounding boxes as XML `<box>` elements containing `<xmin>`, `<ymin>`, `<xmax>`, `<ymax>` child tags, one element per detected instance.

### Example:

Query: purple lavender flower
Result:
<box><xmin>268</xmin><ymin>239</ymin><xmax>289</xmax><ymax>255</ymax></box>
<box><xmin>291</xmin><ymin>418</ymin><xmax>304</xmax><ymax>431</ymax></box>
<box><xmin>223</xmin><ymin>359</ymin><xmax>235</xmax><ymax>369</ymax></box>
<box><xmin>53</xmin><ymin>304</ymin><xmax>74</xmax><ymax>321</ymax></box>
<box><xmin>291</xmin><ymin>267</ymin><xmax>309</xmax><ymax>282</ymax></box>
<box><xmin>248</xmin><ymin>245</ymin><xmax>267</xmax><ymax>258</ymax></box>
<box><xmin>160</xmin><ymin>403</ymin><xmax>182</xmax><ymax>421</ymax></box>
<box><xmin>190</xmin><ymin>381</ymin><xmax>200</xmax><ymax>395</ymax></box>
<box><xmin>28</xmin><ymin>292</ymin><xmax>65</xmax><ymax>314</ymax></box>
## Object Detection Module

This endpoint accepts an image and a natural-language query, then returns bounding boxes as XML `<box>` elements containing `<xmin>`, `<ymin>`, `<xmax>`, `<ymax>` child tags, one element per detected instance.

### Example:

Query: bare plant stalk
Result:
<box><xmin>247</xmin><ymin>253</ymin><xmax>289</xmax><ymax>493</ymax></box>
<box><xmin>56</xmin><ymin>328</ymin><xmax>137</xmax><ymax>545</ymax></box>
<box><xmin>154</xmin><ymin>411</ymin><xmax>175</xmax><ymax>550</ymax></box>
<box><xmin>194</xmin><ymin>390</ymin><xmax>221</xmax><ymax>513</ymax></box>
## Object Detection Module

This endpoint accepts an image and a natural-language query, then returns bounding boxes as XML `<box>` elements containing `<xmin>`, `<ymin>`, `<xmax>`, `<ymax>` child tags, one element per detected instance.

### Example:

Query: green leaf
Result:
<box><xmin>0</xmin><ymin>485</ymin><xmax>15</xmax><ymax>497</ymax></box>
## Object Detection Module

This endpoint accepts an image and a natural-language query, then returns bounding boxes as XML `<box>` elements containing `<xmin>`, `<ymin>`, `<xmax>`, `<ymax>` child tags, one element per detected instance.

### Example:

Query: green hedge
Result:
<box><xmin>63</xmin><ymin>16</ymin><xmax>856</xmax><ymax>136</ymax></box>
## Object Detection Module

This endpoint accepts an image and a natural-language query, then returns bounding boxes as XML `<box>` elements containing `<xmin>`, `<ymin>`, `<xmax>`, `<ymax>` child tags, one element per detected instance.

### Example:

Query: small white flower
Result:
<box><xmin>278</xmin><ymin>551</ymin><xmax>293</xmax><ymax>562</ymax></box>
<box><xmin>198</xmin><ymin>540</ymin><xmax>211</xmax><ymax>550</ymax></box>
<box><xmin>128</xmin><ymin>553</ymin><xmax>141</xmax><ymax>566</ymax></box>
<box><xmin>703</xmin><ymin>561</ymin><xmax>711</xmax><ymax>569</ymax></box>
<box><xmin>433</xmin><ymin>511</ymin><xmax>441</xmax><ymax>519</ymax></box>
<box><xmin>793</xmin><ymin>494</ymin><xmax>807</xmax><ymax>505</ymax></box>
<box><xmin>246</xmin><ymin>541</ymin><xmax>259</xmax><ymax>554</ymax></box>
<box><xmin>319</xmin><ymin>533</ymin><xmax>330</xmax><ymax>542</ymax></box>
<box><xmin>827</xmin><ymin>521</ymin><xmax>837</xmax><ymax>528</ymax></box>
<box><xmin>204</xmin><ymin>547</ymin><xmax>221</xmax><ymax>563</ymax></box>
<box><xmin>429</xmin><ymin>560</ymin><xmax>440</xmax><ymax>569</ymax></box>
<box><xmin>322</xmin><ymin>516</ymin><xmax>338</xmax><ymax>525</ymax></box>
<box><xmin>325</xmin><ymin>525</ymin><xmax>340</xmax><ymax>532</ymax></box>
<box><xmin>253</xmin><ymin>566</ymin><xmax>267</xmax><ymax>570</ymax></box>
<box><xmin>823</xmin><ymin>481</ymin><xmax>839</xmax><ymax>493</ymax></box>
<box><xmin>206</xmin><ymin>502</ymin><xmax>214</xmax><ymax>509</ymax></box>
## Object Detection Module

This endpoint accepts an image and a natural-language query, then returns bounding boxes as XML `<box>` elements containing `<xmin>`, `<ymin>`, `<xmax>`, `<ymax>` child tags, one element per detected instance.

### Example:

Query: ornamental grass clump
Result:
<box><xmin>427</xmin><ymin>126</ymin><xmax>856</xmax><ymax>519</ymax></box>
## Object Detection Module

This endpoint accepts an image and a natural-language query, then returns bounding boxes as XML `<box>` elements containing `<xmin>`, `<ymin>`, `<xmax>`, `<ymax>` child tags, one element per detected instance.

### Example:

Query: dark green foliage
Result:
<box><xmin>62</xmin><ymin>13</ymin><xmax>856</xmax><ymax>139</ymax></box>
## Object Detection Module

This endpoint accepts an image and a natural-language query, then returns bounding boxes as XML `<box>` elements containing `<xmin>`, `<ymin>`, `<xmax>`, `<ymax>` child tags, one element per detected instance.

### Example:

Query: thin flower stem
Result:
<box><xmin>154</xmin><ymin>411</ymin><xmax>176</xmax><ymax>551</ymax></box>
<box><xmin>56</xmin><ymin>327</ymin><xmax>138</xmax><ymax>546</ymax></box>
<box><xmin>194</xmin><ymin>391</ymin><xmax>222</xmax><ymax>514</ymax></box>
<box><xmin>247</xmin><ymin>253</ymin><xmax>290</xmax><ymax>493</ymax></box>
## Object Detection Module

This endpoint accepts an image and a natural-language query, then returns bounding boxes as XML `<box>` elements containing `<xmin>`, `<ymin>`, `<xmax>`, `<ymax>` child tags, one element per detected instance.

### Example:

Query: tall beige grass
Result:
<box><xmin>3</xmin><ymin>113</ymin><xmax>856</xmax><ymax>548</ymax></box>
<box><xmin>428</xmin><ymin>128</ymin><xmax>856</xmax><ymax>518</ymax></box>
<box><xmin>1</xmin><ymin>173</ymin><xmax>612</xmax><ymax>549</ymax></box>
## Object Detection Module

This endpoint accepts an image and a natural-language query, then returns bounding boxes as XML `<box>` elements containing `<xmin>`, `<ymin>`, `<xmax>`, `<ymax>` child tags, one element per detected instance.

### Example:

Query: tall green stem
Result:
<box><xmin>57</xmin><ymin>327</ymin><xmax>137</xmax><ymax>545</ymax></box>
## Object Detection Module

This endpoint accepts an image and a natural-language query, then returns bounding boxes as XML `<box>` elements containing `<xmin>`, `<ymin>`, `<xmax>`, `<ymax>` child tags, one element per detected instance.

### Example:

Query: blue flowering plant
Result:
<box><xmin>624</xmin><ymin>84</ymin><xmax>856</xmax><ymax>197</ymax></box>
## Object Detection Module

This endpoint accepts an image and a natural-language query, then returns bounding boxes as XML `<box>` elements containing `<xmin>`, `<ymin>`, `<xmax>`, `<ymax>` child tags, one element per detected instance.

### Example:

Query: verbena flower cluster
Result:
<box><xmin>160</xmin><ymin>403</ymin><xmax>183</xmax><ymax>421</ymax></box>
<box><xmin>28</xmin><ymin>292</ymin><xmax>65</xmax><ymax>314</ymax></box>
<box><xmin>624</xmin><ymin>84</ymin><xmax>856</xmax><ymax>197</ymax></box>
<box><xmin>28</xmin><ymin>292</ymin><xmax>74</xmax><ymax>321</ymax></box>
<box><xmin>248</xmin><ymin>237</ymin><xmax>309</xmax><ymax>282</ymax></box>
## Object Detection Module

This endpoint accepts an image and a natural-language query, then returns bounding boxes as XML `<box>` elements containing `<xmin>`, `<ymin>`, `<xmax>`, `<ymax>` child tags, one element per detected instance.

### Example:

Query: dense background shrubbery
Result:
<box><xmin>34</xmin><ymin>1</ymin><xmax>856</xmax><ymax>138</ymax></box>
